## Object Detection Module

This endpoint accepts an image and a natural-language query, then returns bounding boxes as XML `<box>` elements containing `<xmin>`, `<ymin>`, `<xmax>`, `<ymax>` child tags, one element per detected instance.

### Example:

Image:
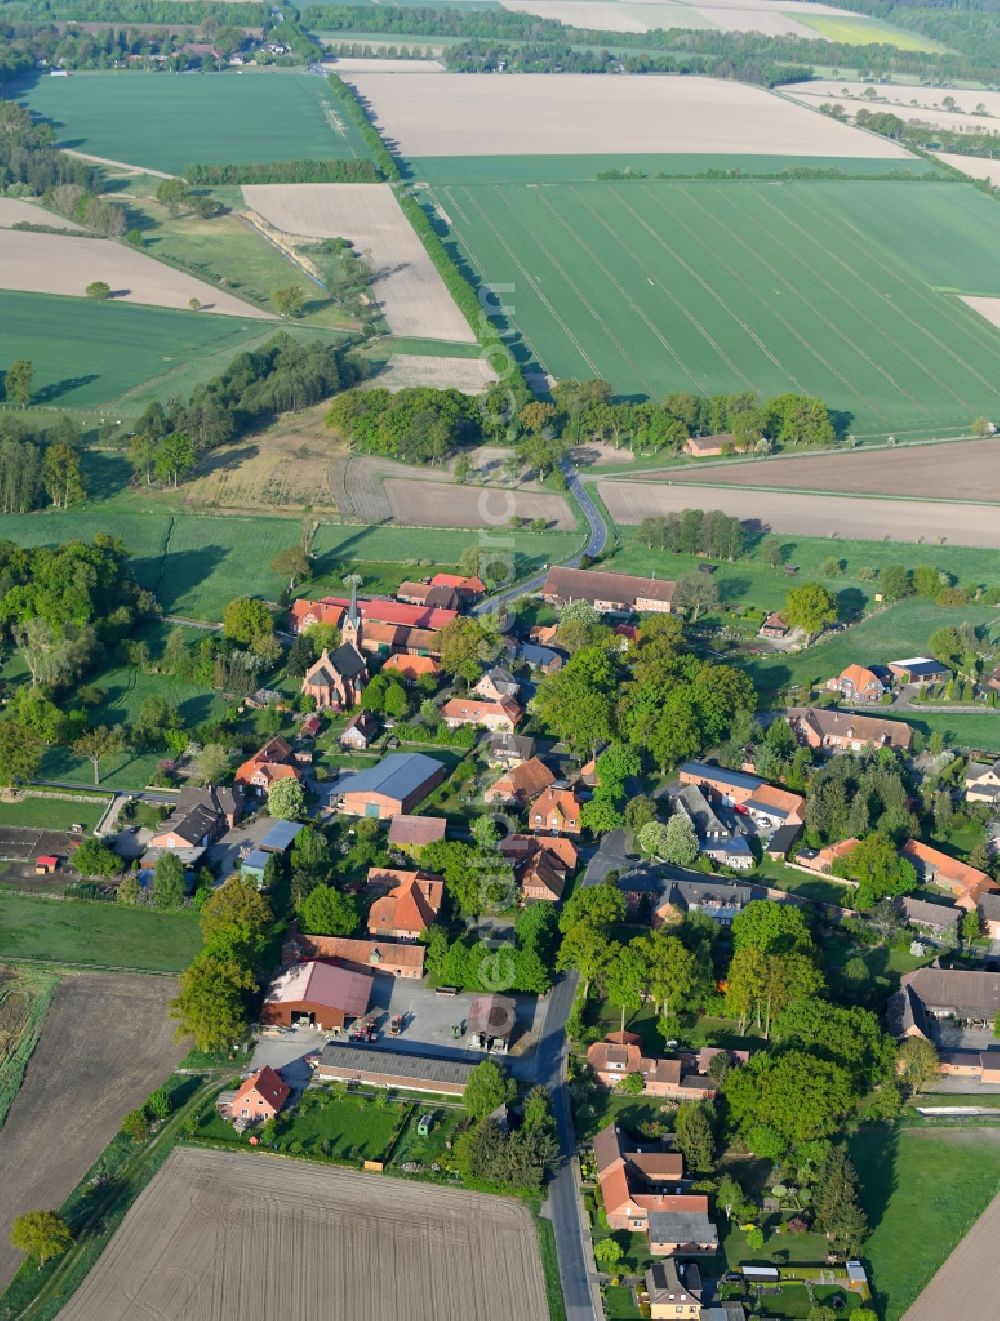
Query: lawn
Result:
<box><xmin>755</xmin><ymin>859</ymin><xmax>852</xmax><ymax>907</ymax></box>
<box><xmin>430</xmin><ymin>176</ymin><xmax>1000</xmax><ymax>437</ymax></box>
<box><xmin>848</xmin><ymin>1126</ymin><xmax>1000</xmax><ymax>1320</ymax></box>
<box><xmin>14</xmin><ymin>68</ymin><xmax>371</xmax><ymax>175</ymax></box>
<box><xmin>0</xmin><ymin>892</ymin><xmax>201</xmax><ymax>972</ymax></box>
<box><xmin>0</xmin><ymin>796</ymin><xmax>110</xmax><ymax>831</ymax></box>
<box><xmin>0</xmin><ymin>290</ymin><xmax>272</xmax><ymax>410</ymax></box>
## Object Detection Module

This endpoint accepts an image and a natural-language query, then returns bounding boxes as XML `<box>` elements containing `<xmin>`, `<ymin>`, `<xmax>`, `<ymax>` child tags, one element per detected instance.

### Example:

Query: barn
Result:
<box><xmin>335</xmin><ymin>752</ymin><xmax>446</xmax><ymax>820</ymax></box>
<box><xmin>260</xmin><ymin>959</ymin><xmax>373</xmax><ymax>1031</ymax></box>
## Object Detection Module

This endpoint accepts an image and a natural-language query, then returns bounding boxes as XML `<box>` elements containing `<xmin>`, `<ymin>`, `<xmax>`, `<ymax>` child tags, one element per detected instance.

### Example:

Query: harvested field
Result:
<box><xmin>367</xmin><ymin>352</ymin><xmax>497</xmax><ymax>393</ymax></box>
<box><xmin>0</xmin><ymin>198</ymin><xmax>82</xmax><ymax>229</ymax></box>
<box><xmin>242</xmin><ymin>183</ymin><xmax>474</xmax><ymax>342</ymax></box>
<box><xmin>936</xmin><ymin>153</ymin><xmax>1000</xmax><ymax>183</ymax></box>
<box><xmin>962</xmin><ymin>295</ymin><xmax>1000</xmax><ymax>329</ymax></box>
<box><xmin>325</xmin><ymin>56</ymin><xmax>446</xmax><ymax>73</ymax></box>
<box><xmin>902</xmin><ymin>1188</ymin><xmax>1000</xmax><ymax>1321</ymax></box>
<box><xmin>386</xmin><ymin>477</ymin><xmax>576</xmax><ymax>528</ymax></box>
<box><xmin>58</xmin><ymin>1146</ymin><xmax>550</xmax><ymax>1321</ymax></box>
<box><xmin>0</xmin><ymin>973</ymin><xmax>182</xmax><ymax>1289</ymax></box>
<box><xmin>662</xmin><ymin>438</ymin><xmax>1000</xmax><ymax>501</ymax></box>
<box><xmin>787</xmin><ymin>90</ymin><xmax>995</xmax><ymax>137</ymax></box>
<box><xmin>598</xmin><ymin>481</ymin><xmax>1000</xmax><ymax>547</ymax></box>
<box><xmin>341</xmin><ymin>72</ymin><xmax>913</xmax><ymax>158</ymax></box>
<box><xmin>0</xmin><ymin>230</ymin><xmax>269</xmax><ymax>317</ymax></box>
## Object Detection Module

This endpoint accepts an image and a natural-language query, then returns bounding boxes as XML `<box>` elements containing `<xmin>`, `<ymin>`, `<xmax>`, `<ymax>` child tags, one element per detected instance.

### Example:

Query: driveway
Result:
<box><xmin>583</xmin><ymin>828</ymin><xmax>630</xmax><ymax>886</ymax></box>
<box><xmin>204</xmin><ymin>811</ymin><xmax>272</xmax><ymax>876</ymax></box>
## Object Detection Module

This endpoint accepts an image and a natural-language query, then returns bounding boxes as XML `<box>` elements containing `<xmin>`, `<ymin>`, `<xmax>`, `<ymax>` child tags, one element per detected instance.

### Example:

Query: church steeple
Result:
<box><xmin>342</xmin><ymin>573</ymin><xmax>363</xmax><ymax>650</ymax></box>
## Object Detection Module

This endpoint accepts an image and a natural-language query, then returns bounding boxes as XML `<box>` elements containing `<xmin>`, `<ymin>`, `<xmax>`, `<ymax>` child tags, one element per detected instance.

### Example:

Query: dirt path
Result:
<box><xmin>62</xmin><ymin>148</ymin><xmax>176</xmax><ymax>179</ymax></box>
<box><xmin>0</xmin><ymin>973</ymin><xmax>183</xmax><ymax>1288</ymax></box>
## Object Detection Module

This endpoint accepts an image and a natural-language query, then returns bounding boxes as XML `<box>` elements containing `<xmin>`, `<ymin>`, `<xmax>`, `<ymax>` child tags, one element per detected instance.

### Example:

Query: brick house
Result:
<box><xmin>367</xmin><ymin>869</ymin><xmax>444</xmax><ymax>940</ymax></box>
<box><xmin>788</xmin><ymin>706</ymin><xmax>913</xmax><ymax>753</ymax></box>
<box><xmin>340</xmin><ymin>710</ymin><xmax>378</xmax><ymax>750</ymax></box>
<box><xmin>542</xmin><ymin>566</ymin><xmax>676</xmax><ymax>615</ymax></box>
<box><xmin>381</xmin><ymin>654</ymin><xmax>441</xmax><ymax>683</ymax></box>
<box><xmin>474</xmin><ymin>667</ymin><xmax>520</xmax><ymax>704</ymax></box>
<box><xmin>148</xmin><ymin>784</ymin><xmax>242</xmax><ymax>851</ymax></box>
<box><xmin>387</xmin><ymin>814</ymin><xmax>447</xmax><ymax>853</ymax></box>
<box><xmin>289</xmin><ymin>598</ymin><xmax>344</xmax><ymax>634</ymax></box>
<box><xmin>440</xmin><ymin>697</ymin><xmax>522</xmax><ymax>732</ymax></box>
<box><xmin>682</xmin><ymin>433</ymin><xmax>735</xmax><ymax>458</ymax></box>
<box><xmin>644</xmin><ymin>1262</ymin><xmax>702</xmax><ymax>1321</ymax></box>
<box><xmin>830</xmin><ymin>664</ymin><xmax>885</xmax><ymax>704</ymax></box>
<box><xmin>235</xmin><ymin>737</ymin><xmax>300</xmax><ymax>796</ymax></box>
<box><xmin>529</xmin><ymin>785</ymin><xmax>582</xmax><ymax>836</ymax></box>
<box><xmin>225</xmin><ymin>1066</ymin><xmax>290</xmax><ymax>1125</ymax></box>
<box><xmin>902</xmin><ymin>840</ymin><xmax>997</xmax><ymax>911</ymax></box>
<box><xmin>313</xmin><ymin>1042</ymin><xmax>479</xmax><ymax>1097</ymax></box>
<box><xmin>286</xmin><ymin>934</ymin><xmax>425</xmax><ymax>979</ymax></box>
<box><xmin>587</xmin><ymin>1033</ymin><xmax>717</xmax><ymax>1100</ymax></box>
<box><xmin>484</xmin><ymin>756</ymin><xmax>556</xmax><ymax>805</ymax></box>
<box><xmin>759</xmin><ymin>611</ymin><xmax>788</xmax><ymax>640</ymax></box>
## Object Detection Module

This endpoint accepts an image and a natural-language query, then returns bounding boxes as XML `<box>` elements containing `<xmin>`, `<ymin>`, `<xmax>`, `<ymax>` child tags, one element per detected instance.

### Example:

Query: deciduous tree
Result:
<box><xmin>10</xmin><ymin>1210</ymin><xmax>72</xmax><ymax>1270</ymax></box>
<box><xmin>170</xmin><ymin>949</ymin><xmax>256</xmax><ymax>1052</ymax></box>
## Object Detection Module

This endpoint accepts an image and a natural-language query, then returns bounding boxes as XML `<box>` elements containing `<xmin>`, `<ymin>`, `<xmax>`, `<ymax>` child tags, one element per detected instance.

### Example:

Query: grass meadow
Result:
<box><xmin>0</xmin><ymin>797</ymin><xmax>109</xmax><ymax>831</ymax></box>
<box><xmin>14</xmin><ymin>69</ymin><xmax>371</xmax><ymax>175</ymax></box>
<box><xmin>848</xmin><ymin>1127</ymin><xmax>1000</xmax><ymax>1320</ymax></box>
<box><xmin>0</xmin><ymin>892</ymin><xmax>201</xmax><ymax>972</ymax></box>
<box><xmin>430</xmin><ymin>176</ymin><xmax>1000</xmax><ymax>437</ymax></box>
<box><xmin>0</xmin><ymin>290</ymin><xmax>272</xmax><ymax>411</ymax></box>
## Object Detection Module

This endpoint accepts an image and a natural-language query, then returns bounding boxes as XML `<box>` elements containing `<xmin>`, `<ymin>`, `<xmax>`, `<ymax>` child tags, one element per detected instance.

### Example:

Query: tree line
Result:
<box><xmin>635</xmin><ymin>507</ymin><xmax>745</xmax><ymax>561</ymax></box>
<box><xmin>0</xmin><ymin>99</ymin><xmax>99</xmax><ymax>194</ymax></box>
<box><xmin>6</xmin><ymin>0</ymin><xmax>265</xmax><ymax>24</ymax></box>
<box><xmin>186</xmin><ymin>158</ymin><xmax>380</xmax><ymax>185</ymax></box>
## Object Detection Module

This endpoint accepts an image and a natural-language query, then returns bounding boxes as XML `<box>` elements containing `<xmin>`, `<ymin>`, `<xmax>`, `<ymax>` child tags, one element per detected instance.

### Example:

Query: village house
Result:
<box><xmin>980</xmin><ymin>892</ymin><xmax>1000</xmax><ymax>940</ymax></box>
<box><xmin>514</xmin><ymin>642</ymin><xmax>563</xmax><ymax>672</ymax></box>
<box><xmin>643</xmin><ymin>1261</ymin><xmax>702</xmax><ymax>1321</ymax></box>
<box><xmin>441</xmin><ymin>696</ymin><xmax>522</xmax><ymax>733</ymax></box>
<box><xmin>542</xmin><ymin>566</ymin><xmax>676</xmax><ymax>615</ymax></box>
<box><xmin>387</xmin><ymin>814</ymin><xmax>447</xmax><ymax>853</ymax></box>
<box><xmin>529</xmin><ymin>784</ymin><xmax>583</xmax><ymax>836</ymax></box>
<box><xmin>484</xmin><ymin>756</ymin><xmax>556</xmax><ymax>806</ymax></box>
<box><xmin>261</xmin><ymin>960</ymin><xmax>373</xmax><ymax>1031</ymax></box>
<box><xmin>335</xmin><ymin>752</ymin><xmax>446</xmax><ymax>819</ymax></box>
<box><xmin>301</xmin><ymin>644</ymin><xmax>368</xmax><ymax>710</ymax></box>
<box><xmin>678</xmin><ymin>762</ymin><xmax>804</xmax><ymax>833</ymax></box>
<box><xmin>965</xmin><ymin>758</ymin><xmax>1000</xmax><ymax>805</ymax></box>
<box><xmin>672</xmin><ymin>783</ymin><xmax>754</xmax><ymax>872</ymax></box>
<box><xmin>380</xmin><ymin>654</ymin><xmax>441</xmax><ymax>683</ymax></box>
<box><xmin>829</xmin><ymin>663</ymin><xmax>886</xmax><ymax>704</ymax></box>
<box><xmin>313</xmin><ymin>1042</ymin><xmax>479</xmax><ymax>1097</ymax></box>
<box><xmin>285</xmin><ymin>934</ymin><xmax>425</xmax><ymax>979</ymax></box>
<box><xmin>588</xmin><ymin>1032</ymin><xmax>717</xmax><ymax>1100</ymax></box>
<box><xmin>788</xmin><ymin>706</ymin><xmax>913</xmax><ymax>753</ymax></box>
<box><xmin>289</xmin><ymin>598</ymin><xmax>343</xmax><ymax>633</ymax></box>
<box><xmin>366</xmin><ymin>869</ymin><xmax>443</xmax><ymax>940</ymax></box>
<box><xmin>937</xmin><ymin>1047</ymin><xmax>1000</xmax><ymax>1086</ymax></box>
<box><xmin>486</xmin><ymin>732</ymin><xmax>536</xmax><ymax>768</ymax></box>
<box><xmin>682</xmin><ymin>433</ymin><xmax>736</xmax><ymax>458</ymax></box>
<box><xmin>395</xmin><ymin>581</ymin><xmax>461</xmax><ymax>611</ymax></box>
<box><xmin>147</xmin><ymin>784</ymin><xmax>242</xmax><ymax>852</ymax></box>
<box><xmin>499</xmin><ymin>833</ymin><xmax>579</xmax><ymax>873</ymax></box>
<box><xmin>223</xmin><ymin>1066</ymin><xmax>290</xmax><ymax>1126</ymax></box>
<box><xmin>594</xmin><ymin>1123</ymin><xmax>717</xmax><ymax>1255</ymax></box>
<box><xmin>234</xmin><ymin>736</ymin><xmax>300</xmax><ymax>796</ymax></box>
<box><xmin>518</xmin><ymin>851</ymin><xmax>568</xmax><ymax>902</ymax></box>
<box><xmin>340</xmin><ymin>710</ymin><xmax>378</xmax><ymax>751</ymax></box>
<box><xmin>896</xmin><ymin>895</ymin><xmax>962</xmax><ymax>941</ymax></box>
<box><xmin>887</xmin><ymin>657</ymin><xmax>951</xmax><ymax>686</ymax></box>
<box><xmin>475</xmin><ymin>666</ymin><xmax>520</xmax><ymax>704</ymax></box>
<box><xmin>742</xmin><ymin>783</ymin><xmax>806</xmax><ymax>833</ymax></box>
<box><xmin>888</xmin><ymin>965</ymin><xmax>1000</xmax><ymax>1039</ymax></box>
<box><xmin>798</xmin><ymin>837</ymin><xmax>861</xmax><ymax>874</ymax></box>
<box><xmin>617</xmin><ymin>865</ymin><xmax>763</xmax><ymax>927</ymax></box>
<box><xmin>429</xmin><ymin>572</ymin><xmax>486</xmax><ymax>601</ymax></box>
<box><xmin>902</xmin><ymin>840</ymin><xmax>997</xmax><ymax>910</ymax></box>
<box><xmin>758</xmin><ymin>611</ymin><xmax>788</xmax><ymax>640</ymax></box>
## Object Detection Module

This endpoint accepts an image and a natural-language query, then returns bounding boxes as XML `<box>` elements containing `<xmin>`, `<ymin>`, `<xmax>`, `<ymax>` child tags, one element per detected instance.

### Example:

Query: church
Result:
<box><xmin>300</xmin><ymin>587</ymin><xmax>368</xmax><ymax>711</ymax></box>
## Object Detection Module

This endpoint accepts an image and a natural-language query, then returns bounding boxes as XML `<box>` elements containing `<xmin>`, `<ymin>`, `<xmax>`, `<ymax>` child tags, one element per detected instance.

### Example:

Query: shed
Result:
<box><xmin>260</xmin><ymin>820</ymin><xmax>305</xmax><ymax>853</ymax></box>
<box><xmin>241</xmin><ymin>848</ymin><xmax>269</xmax><ymax>886</ymax></box>
<box><xmin>261</xmin><ymin>959</ymin><xmax>373</xmax><ymax>1031</ymax></box>
<box><xmin>35</xmin><ymin>855</ymin><xmax>58</xmax><ymax>874</ymax></box>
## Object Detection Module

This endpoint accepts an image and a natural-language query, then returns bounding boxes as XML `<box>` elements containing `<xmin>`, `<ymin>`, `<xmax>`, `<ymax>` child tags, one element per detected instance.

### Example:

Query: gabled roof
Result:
<box><xmin>368</xmin><ymin>872</ymin><xmax>443</xmax><ymax>936</ymax></box>
<box><xmin>521</xmin><ymin>853</ymin><xmax>567</xmax><ymax>901</ymax></box>
<box><xmin>387</xmin><ymin>814</ymin><xmax>446</xmax><ymax>846</ymax></box>
<box><xmin>680</xmin><ymin>762</ymin><xmax>761</xmax><ymax>792</ymax></box>
<box><xmin>487</xmin><ymin>732</ymin><xmax>536</xmax><ymax>760</ymax></box>
<box><xmin>295</xmin><ymin>935</ymin><xmax>426</xmax><ymax>975</ymax></box>
<box><xmin>789</xmin><ymin>706</ymin><xmax>913</xmax><ymax>750</ymax></box>
<box><xmin>430</xmin><ymin>573</ymin><xmax>485</xmax><ymax>594</ymax></box>
<box><xmin>838</xmin><ymin>663</ymin><xmax>882</xmax><ymax>690</ymax></box>
<box><xmin>336</xmin><ymin>752</ymin><xmax>444</xmax><ymax>801</ymax></box>
<box><xmin>320</xmin><ymin>595</ymin><xmax>457</xmax><ymax>631</ymax></box>
<box><xmin>530</xmin><ymin>785</ymin><xmax>581</xmax><ymax>824</ymax></box>
<box><xmin>291</xmin><ymin>598</ymin><xmax>343</xmax><ymax>629</ymax></box>
<box><xmin>543</xmin><ymin>565</ymin><xmax>675</xmax><ymax>607</ymax></box>
<box><xmin>441</xmin><ymin>697</ymin><xmax>522</xmax><ymax>724</ymax></box>
<box><xmin>487</xmin><ymin>757</ymin><xmax>556</xmax><ymax>801</ymax></box>
<box><xmin>902</xmin><ymin>840</ymin><xmax>996</xmax><ymax>904</ymax></box>
<box><xmin>382</xmin><ymin>654</ymin><xmax>440</xmax><ymax>677</ymax></box>
<box><xmin>264</xmin><ymin>960</ymin><xmax>372</xmax><ymax>1017</ymax></box>
<box><xmin>232</xmin><ymin>1065</ymin><xmax>290</xmax><ymax>1113</ymax></box>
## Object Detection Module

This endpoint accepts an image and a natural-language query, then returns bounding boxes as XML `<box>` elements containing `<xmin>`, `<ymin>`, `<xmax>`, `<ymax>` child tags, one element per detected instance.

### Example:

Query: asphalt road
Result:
<box><xmin>475</xmin><ymin>463</ymin><xmax>608</xmax><ymax>617</ymax></box>
<box><xmin>536</xmin><ymin>829</ymin><xmax>632</xmax><ymax>1321</ymax></box>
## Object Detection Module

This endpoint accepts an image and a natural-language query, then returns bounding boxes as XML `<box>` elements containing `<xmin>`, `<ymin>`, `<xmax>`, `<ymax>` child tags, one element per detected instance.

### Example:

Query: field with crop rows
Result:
<box><xmin>0</xmin><ymin>291</ymin><xmax>274</xmax><ymax>410</ymax></box>
<box><xmin>430</xmin><ymin>177</ymin><xmax>1000</xmax><ymax>437</ymax></box>
<box><xmin>14</xmin><ymin>70</ymin><xmax>371</xmax><ymax>175</ymax></box>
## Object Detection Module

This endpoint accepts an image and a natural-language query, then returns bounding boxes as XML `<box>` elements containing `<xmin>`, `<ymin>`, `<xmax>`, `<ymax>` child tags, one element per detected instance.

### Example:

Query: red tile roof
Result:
<box><xmin>232</xmin><ymin>1065</ymin><xmax>290</xmax><ymax>1115</ymax></box>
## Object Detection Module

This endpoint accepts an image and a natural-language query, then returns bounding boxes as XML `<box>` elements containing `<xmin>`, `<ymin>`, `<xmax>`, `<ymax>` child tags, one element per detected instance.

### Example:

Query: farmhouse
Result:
<box><xmin>301</xmin><ymin>645</ymin><xmax>367</xmax><ymax>710</ymax></box>
<box><xmin>430</xmin><ymin>572</ymin><xmax>485</xmax><ymax>600</ymax></box>
<box><xmin>261</xmin><ymin>960</ymin><xmax>373</xmax><ymax>1030</ymax></box>
<box><xmin>286</xmin><ymin>934</ymin><xmax>425</xmax><ymax>979</ymax></box>
<box><xmin>742</xmin><ymin>783</ymin><xmax>806</xmax><ymax>833</ymax></box>
<box><xmin>683</xmin><ymin>433</ymin><xmax>735</xmax><ymax>458</ymax></box>
<box><xmin>829</xmin><ymin>663</ymin><xmax>885</xmax><ymax>704</ymax></box>
<box><xmin>387</xmin><ymin>814</ymin><xmax>447</xmax><ymax>852</ymax></box>
<box><xmin>587</xmin><ymin>1033</ymin><xmax>717</xmax><ymax>1100</ymax></box>
<box><xmin>486</xmin><ymin>732</ymin><xmax>536</xmax><ymax>768</ymax></box>
<box><xmin>888</xmin><ymin>966</ymin><xmax>1000</xmax><ymax>1038</ymax></box>
<box><xmin>542</xmin><ymin>566</ymin><xmax>675</xmax><ymax>615</ymax></box>
<box><xmin>902</xmin><ymin>840</ymin><xmax>997</xmax><ymax>909</ymax></box>
<box><xmin>440</xmin><ymin>697</ymin><xmax>522</xmax><ymax>732</ymax></box>
<box><xmin>290</xmin><ymin>598</ymin><xmax>344</xmax><ymax>633</ymax></box>
<box><xmin>617</xmin><ymin>866</ymin><xmax>762</xmax><ymax>927</ymax></box>
<box><xmin>759</xmin><ymin>611</ymin><xmax>788</xmax><ymax>640</ymax></box>
<box><xmin>223</xmin><ymin>1066</ymin><xmax>290</xmax><ymax>1125</ymax></box>
<box><xmin>515</xmin><ymin>642</ymin><xmax>563</xmax><ymax>672</ymax></box>
<box><xmin>396</xmin><ymin>581</ymin><xmax>461</xmax><ymax>610</ymax></box>
<box><xmin>484</xmin><ymin>757</ymin><xmax>556</xmax><ymax>805</ymax></box>
<box><xmin>529</xmin><ymin>785</ymin><xmax>582</xmax><ymax>835</ymax></box>
<box><xmin>290</xmin><ymin>595</ymin><xmax>457</xmax><ymax>636</ymax></box>
<box><xmin>678</xmin><ymin>762</ymin><xmax>804</xmax><ymax>831</ymax></box>
<box><xmin>788</xmin><ymin>706</ymin><xmax>913</xmax><ymax>753</ymax></box>
<box><xmin>499</xmin><ymin>833</ymin><xmax>579</xmax><ymax>873</ymax></box>
<box><xmin>235</xmin><ymin>736</ymin><xmax>300</xmax><ymax>795</ymax></box>
<box><xmin>593</xmin><ymin>1122</ymin><xmax>717</xmax><ymax>1255</ymax></box>
<box><xmin>335</xmin><ymin>752</ymin><xmax>446</xmax><ymax>818</ymax></box>
<box><xmin>672</xmin><ymin>784</ymin><xmax>754</xmax><ymax>871</ymax></box>
<box><xmin>312</xmin><ymin>1042</ymin><xmax>478</xmax><ymax>1097</ymax></box>
<box><xmin>340</xmin><ymin>710</ymin><xmax>378</xmax><ymax>750</ymax></box>
<box><xmin>367</xmin><ymin>870</ymin><xmax>443</xmax><ymax>940</ymax></box>
<box><xmin>147</xmin><ymin>784</ymin><xmax>242</xmax><ymax>851</ymax></box>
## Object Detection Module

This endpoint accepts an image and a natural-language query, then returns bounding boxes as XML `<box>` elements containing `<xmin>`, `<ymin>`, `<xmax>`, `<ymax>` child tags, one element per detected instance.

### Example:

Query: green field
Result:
<box><xmin>796</xmin><ymin>12</ymin><xmax>945</xmax><ymax>50</ymax></box>
<box><xmin>0</xmin><ymin>892</ymin><xmax>201</xmax><ymax>972</ymax></box>
<box><xmin>431</xmin><ymin>177</ymin><xmax>1000</xmax><ymax>436</ymax></box>
<box><xmin>14</xmin><ymin>69</ymin><xmax>371</xmax><ymax>175</ymax></box>
<box><xmin>410</xmin><ymin>153</ymin><xmax>940</xmax><ymax>186</ymax></box>
<box><xmin>849</xmin><ymin>1127</ymin><xmax>1000</xmax><ymax>1320</ymax></box>
<box><xmin>0</xmin><ymin>291</ymin><xmax>274</xmax><ymax>411</ymax></box>
<box><xmin>0</xmin><ymin>796</ymin><xmax>109</xmax><ymax>831</ymax></box>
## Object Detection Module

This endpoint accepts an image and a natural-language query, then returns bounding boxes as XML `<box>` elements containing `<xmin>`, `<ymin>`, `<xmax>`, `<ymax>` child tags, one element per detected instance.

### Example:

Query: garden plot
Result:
<box><xmin>57</xmin><ymin>1147</ymin><xmax>550</xmax><ymax>1321</ymax></box>
<box><xmin>339</xmin><ymin>71</ymin><xmax>914</xmax><ymax>158</ymax></box>
<box><xmin>242</xmin><ymin>183</ymin><xmax>475</xmax><ymax>342</ymax></box>
<box><xmin>0</xmin><ymin>230</ymin><xmax>269</xmax><ymax>317</ymax></box>
<box><xmin>598</xmin><ymin>481</ymin><xmax>1000</xmax><ymax>547</ymax></box>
